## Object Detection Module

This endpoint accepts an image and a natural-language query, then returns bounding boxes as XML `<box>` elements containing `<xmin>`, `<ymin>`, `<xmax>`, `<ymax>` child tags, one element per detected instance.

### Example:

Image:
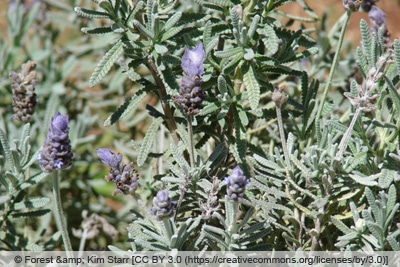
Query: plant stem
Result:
<box><xmin>275</xmin><ymin>105</ymin><xmax>291</xmax><ymax>170</ymax></box>
<box><xmin>316</xmin><ymin>11</ymin><xmax>352</xmax><ymax>121</ymax></box>
<box><xmin>336</xmin><ymin>108</ymin><xmax>361</xmax><ymax>159</ymax></box>
<box><xmin>187</xmin><ymin>115</ymin><xmax>195</xmax><ymax>168</ymax></box>
<box><xmin>162</xmin><ymin>218</ymin><xmax>173</xmax><ymax>241</ymax></box>
<box><xmin>147</xmin><ymin>57</ymin><xmax>179</xmax><ymax>145</ymax></box>
<box><xmin>52</xmin><ymin>170</ymin><xmax>73</xmax><ymax>257</ymax></box>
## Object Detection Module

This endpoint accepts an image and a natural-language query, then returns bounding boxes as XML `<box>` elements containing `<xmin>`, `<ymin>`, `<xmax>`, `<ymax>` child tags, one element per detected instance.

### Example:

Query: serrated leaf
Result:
<box><xmin>81</xmin><ymin>26</ymin><xmax>113</xmax><ymax>35</ymax></box>
<box><xmin>378</xmin><ymin>168</ymin><xmax>394</xmax><ymax>189</ymax></box>
<box><xmin>222</xmin><ymin>54</ymin><xmax>243</xmax><ymax>75</ymax></box>
<box><xmin>366</xmin><ymin>221</ymin><xmax>384</xmax><ymax>241</ymax></box>
<box><xmin>160</xmin><ymin>25</ymin><xmax>184</xmax><ymax>42</ymax></box>
<box><xmin>243</xmin><ymin>64</ymin><xmax>260</xmax><ymax>110</ymax></box>
<box><xmin>215</xmin><ymin>47</ymin><xmax>243</xmax><ymax>58</ymax></box>
<box><xmin>217</xmin><ymin>75</ymin><xmax>228</xmax><ymax>96</ymax></box>
<box><xmin>386</xmin><ymin>184</ymin><xmax>397</xmax><ymax>215</ymax></box>
<box><xmin>137</xmin><ymin>117</ymin><xmax>163</xmax><ymax>166</ymax></box>
<box><xmin>385</xmin><ymin>75</ymin><xmax>400</xmax><ymax>113</ymax></box>
<box><xmin>356</xmin><ymin>46</ymin><xmax>368</xmax><ymax>78</ymax></box>
<box><xmin>365</xmin><ymin>187</ymin><xmax>380</xmax><ymax>221</ymax></box>
<box><xmin>104</xmin><ymin>90</ymin><xmax>146</xmax><ymax>126</ymax></box>
<box><xmin>260</xmin><ymin>24</ymin><xmax>279</xmax><ymax>55</ymax></box>
<box><xmin>162</xmin><ymin>12</ymin><xmax>181</xmax><ymax>32</ymax></box>
<box><xmin>394</xmin><ymin>39</ymin><xmax>400</xmax><ymax>74</ymax></box>
<box><xmin>360</xmin><ymin>19</ymin><xmax>372</xmax><ymax>67</ymax></box>
<box><xmin>89</xmin><ymin>39</ymin><xmax>123</xmax><ymax>87</ymax></box>
<box><xmin>349</xmin><ymin>172</ymin><xmax>379</xmax><ymax>186</ymax></box>
<box><xmin>205</xmin><ymin>38</ymin><xmax>218</xmax><ymax>56</ymax></box>
<box><xmin>17</xmin><ymin>172</ymin><xmax>49</xmax><ymax>191</ymax></box>
<box><xmin>11</xmin><ymin>197</ymin><xmax>50</xmax><ymax>210</ymax></box>
<box><xmin>74</xmin><ymin>7</ymin><xmax>110</xmax><ymax>19</ymax></box>
<box><xmin>154</xmin><ymin>44</ymin><xmax>168</xmax><ymax>54</ymax></box>
<box><xmin>170</xmin><ymin>143</ymin><xmax>190</xmax><ymax>175</ymax></box>
<box><xmin>11</xmin><ymin>209</ymin><xmax>51</xmax><ymax>218</ymax></box>
<box><xmin>132</xmin><ymin>19</ymin><xmax>154</xmax><ymax>39</ymax></box>
<box><xmin>0</xmin><ymin>128</ymin><xmax>15</xmax><ymax>169</ymax></box>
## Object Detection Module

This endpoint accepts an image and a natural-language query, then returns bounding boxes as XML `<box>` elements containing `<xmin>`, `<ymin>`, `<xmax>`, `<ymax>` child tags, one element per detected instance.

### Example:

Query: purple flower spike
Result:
<box><xmin>173</xmin><ymin>42</ymin><xmax>206</xmax><ymax>115</ymax></box>
<box><xmin>38</xmin><ymin>112</ymin><xmax>73</xmax><ymax>172</ymax></box>
<box><xmin>181</xmin><ymin>43</ymin><xmax>205</xmax><ymax>78</ymax></box>
<box><xmin>96</xmin><ymin>148</ymin><xmax>138</xmax><ymax>196</ymax></box>
<box><xmin>224</xmin><ymin>166</ymin><xmax>250</xmax><ymax>201</ymax></box>
<box><xmin>150</xmin><ymin>190</ymin><xmax>176</xmax><ymax>220</ymax></box>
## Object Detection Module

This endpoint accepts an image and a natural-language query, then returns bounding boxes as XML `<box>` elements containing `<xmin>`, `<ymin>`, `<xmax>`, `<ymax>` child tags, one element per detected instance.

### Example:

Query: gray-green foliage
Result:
<box><xmin>72</xmin><ymin>0</ymin><xmax>400</xmax><ymax>252</ymax></box>
<box><xmin>1</xmin><ymin>0</ymin><xmax>400</xmax><ymax>252</ymax></box>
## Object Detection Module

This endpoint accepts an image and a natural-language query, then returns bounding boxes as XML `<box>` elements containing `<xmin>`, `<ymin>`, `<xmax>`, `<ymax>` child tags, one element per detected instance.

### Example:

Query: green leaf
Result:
<box><xmin>386</xmin><ymin>184</ymin><xmax>397</xmax><ymax>216</ymax></box>
<box><xmin>259</xmin><ymin>24</ymin><xmax>279</xmax><ymax>55</ymax></box>
<box><xmin>89</xmin><ymin>39</ymin><xmax>123</xmax><ymax>87</ymax></box>
<box><xmin>137</xmin><ymin>117</ymin><xmax>163</xmax><ymax>166</ymax></box>
<box><xmin>132</xmin><ymin>19</ymin><xmax>154</xmax><ymax>39</ymax></box>
<box><xmin>385</xmin><ymin>75</ymin><xmax>400</xmax><ymax>113</ymax></box>
<box><xmin>222</xmin><ymin>54</ymin><xmax>243</xmax><ymax>75</ymax></box>
<box><xmin>247</xmin><ymin>15</ymin><xmax>260</xmax><ymax>40</ymax></box>
<box><xmin>242</xmin><ymin>64</ymin><xmax>260</xmax><ymax>110</ymax></box>
<box><xmin>217</xmin><ymin>75</ymin><xmax>228</xmax><ymax>96</ymax></box>
<box><xmin>104</xmin><ymin>90</ymin><xmax>147</xmax><ymax>126</ymax></box>
<box><xmin>366</xmin><ymin>221</ymin><xmax>384</xmax><ymax>241</ymax></box>
<box><xmin>170</xmin><ymin>143</ymin><xmax>190</xmax><ymax>175</ymax></box>
<box><xmin>74</xmin><ymin>7</ymin><xmax>110</xmax><ymax>19</ymax></box>
<box><xmin>365</xmin><ymin>187</ymin><xmax>380</xmax><ymax>221</ymax></box>
<box><xmin>349</xmin><ymin>172</ymin><xmax>378</xmax><ymax>186</ymax></box>
<box><xmin>330</xmin><ymin>216</ymin><xmax>352</xmax><ymax>234</ymax></box>
<box><xmin>11</xmin><ymin>209</ymin><xmax>51</xmax><ymax>219</ymax></box>
<box><xmin>162</xmin><ymin>12</ymin><xmax>182</xmax><ymax>31</ymax></box>
<box><xmin>378</xmin><ymin>168</ymin><xmax>394</xmax><ymax>189</ymax></box>
<box><xmin>360</xmin><ymin>19</ymin><xmax>372</xmax><ymax>67</ymax></box>
<box><xmin>17</xmin><ymin>172</ymin><xmax>48</xmax><ymax>191</ymax></box>
<box><xmin>160</xmin><ymin>25</ymin><xmax>184</xmax><ymax>42</ymax></box>
<box><xmin>11</xmin><ymin>198</ymin><xmax>50</xmax><ymax>210</ymax></box>
<box><xmin>0</xmin><ymin>129</ymin><xmax>14</xmax><ymax>169</ymax></box>
<box><xmin>356</xmin><ymin>46</ymin><xmax>368</xmax><ymax>78</ymax></box>
<box><xmin>81</xmin><ymin>26</ymin><xmax>113</xmax><ymax>35</ymax></box>
<box><xmin>394</xmin><ymin>39</ymin><xmax>400</xmax><ymax>74</ymax></box>
<box><xmin>154</xmin><ymin>44</ymin><xmax>168</xmax><ymax>54</ymax></box>
<box><xmin>215</xmin><ymin>47</ymin><xmax>243</xmax><ymax>58</ymax></box>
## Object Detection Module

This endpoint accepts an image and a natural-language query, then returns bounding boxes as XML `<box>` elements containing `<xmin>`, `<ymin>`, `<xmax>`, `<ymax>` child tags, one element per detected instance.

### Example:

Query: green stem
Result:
<box><xmin>52</xmin><ymin>170</ymin><xmax>73</xmax><ymax>257</ymax></box>
<box><xmin>316</xmin><ymin>11</ymin><xmax>352</xmax><ymax>122</ymax></box>
<box><xmin>276</xmin><ymin>105</ymin><xmax>291</xmax><ymax>170</ymax></box>
<box><xmin>335</xmin><ymin>108</ymin><xmax>361</xmax><ymax>159</ymax></box>
<box><xmin>187</xmin><ymin>115</ymin><xmax>195</xmax><ymax>168</ymax></box>
<box><xmin>162</xmin><ymin>218</ymin><xmax>173</xmax><ymax>243</ymax></box>
<box><xmin>147</xmin><ymin>57</ymin><xmax>179</xmax><ymax>146</ymax></box>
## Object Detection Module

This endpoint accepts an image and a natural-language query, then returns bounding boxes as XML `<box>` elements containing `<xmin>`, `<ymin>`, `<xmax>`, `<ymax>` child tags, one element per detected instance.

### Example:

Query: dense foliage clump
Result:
<box><xmin>1</xmin><ymin>0</ymin><xmax>400</xmax><ymax>252</ymax></box>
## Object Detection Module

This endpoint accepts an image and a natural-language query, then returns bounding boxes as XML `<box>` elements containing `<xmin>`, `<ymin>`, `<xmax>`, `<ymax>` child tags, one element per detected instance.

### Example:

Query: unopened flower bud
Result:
<box><xmin>150</xmin><ymin>190</ymin><xmax>176</xmax><ymax>220</ymax></box>
<box><xmin>224</xmin><ymin>166</ymin><xmax>250</xmax><ymax>201</ymax></box>
<box><xmin>343</xmin><ymin>0</ymin><xmax>362</xmax><ymax>12</ymax></box>
<box><xmin>272</xmin><ymin>87</ymin><xmax>288</xmax><ymax>108</ymax></box>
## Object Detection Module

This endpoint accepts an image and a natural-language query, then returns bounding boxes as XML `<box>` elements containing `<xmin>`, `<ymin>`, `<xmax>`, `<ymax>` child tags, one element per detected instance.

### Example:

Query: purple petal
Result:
<box><xmin>96</xmin><ymin>148</ymin><xmax>115</xmax><ymax>166</ymax></box>
<box><xmin>50</xmin><ymin>112</ymin><xmax>69</xmax><ymax>133</ymax></box>
<box><xmin>368</xmin><ymin>6</ymin><xmax>386</xmax><ymax>26</ymax></box>
<box><xmin>181</xmin><ymin>43</ymin><xmax>205</xmax><ymax>77</ymax></box>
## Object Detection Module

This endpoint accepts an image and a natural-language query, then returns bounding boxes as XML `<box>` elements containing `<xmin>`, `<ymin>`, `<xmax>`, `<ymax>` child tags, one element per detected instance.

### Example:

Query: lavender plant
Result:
<box><xmin>1</xmin><ymin>0</ymin><xmax>400</xmax><ymax>253</ymax></box>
